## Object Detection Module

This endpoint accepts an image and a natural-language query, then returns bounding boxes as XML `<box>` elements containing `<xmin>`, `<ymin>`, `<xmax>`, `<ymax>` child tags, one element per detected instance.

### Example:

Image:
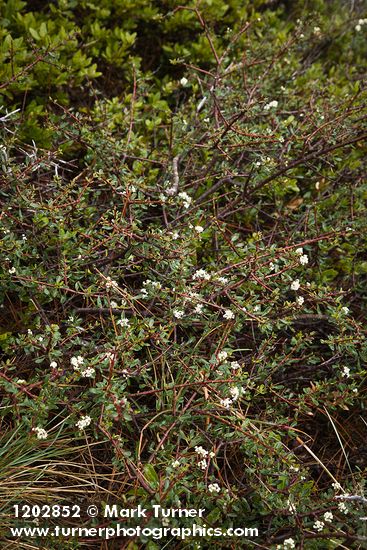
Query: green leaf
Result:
<box><xmin>29</xmin><ymin>27</ymin><xmax>40</xmax><ymax>40</ymax></box>
<box><xmin>143</xmin><ymin>464</ymin><xmax>159</xmax><ymax>486</ymax></box>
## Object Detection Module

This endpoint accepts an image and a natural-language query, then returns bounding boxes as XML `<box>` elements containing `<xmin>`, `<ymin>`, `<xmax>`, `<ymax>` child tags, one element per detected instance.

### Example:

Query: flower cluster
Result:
<box><xmin>75</xmin><ymin>415</ymin><xmax>92</xmax><ymax>430</ymax></box>
<box><xmin>173</xmin><ymin>309</ymin><xmax>185</xmax><ymax>319</ymax></box>
<box><xmin>117</xmin><ymin>318</ymin><xmax>129</xmax><ymax>327</ymax></box>
<box><xmin>193</xmin><ymin>269</ymin><xmax>211</xmax><ymax>281</ymax></box>
<box><xmin>342</xmin><ymin>366</ymin><xmax>350</xmax><ymax>378</ymax></box>
<box><xmin>194</xmin><ymin>446</ymin><xmax>215</xmax><ymax>470</ymax></box>
<box><xmin>220</xmin><ymin>386</ymin><xmax>242</xmax><ymax>409</ymax></box>
<box><xmin>223</xmin><ymin>309</ymin><xmax>235</xmax><ymax>320</ymax></box>
<box><xmin>32</xmin><ymin>426</ymin><xmax>48</xmax><ymax>439</ymax></box>
<box><xmin>324</xmin><ymin>511</ymin><xmax>333</xmax><ymax>523</ymax></box>
<box><xmin>177</xmin><ymin>191</ymin><xmax>192</xmax><ymax>209</ymax></box>
<box><xmin>355</xmin><ymin>18</ymin><xmax>367</xmax><ymax>31</ymax></box>
<box><xmin>208</xmin><ymin>483</ymin><xmax>220</xmax><ymax>493</ymax></box>
<box><xmin>142</xmin><ymin>279</ymin><xmax>162</xmax><ymax>290</ymax></box>
<box><xmin>276</xmin><ymin>538</ymin><xmax>296</xmax><ymax>549</ymax></box>
<box><xmin>217</xmin><ymin>350</ymin><xmax>228</xmax><ymax>362</ymax></box>
<box><xmin>313</xmin><ymin>519</ymin><xmax>324</xmax><ymax>532</ymax></box>
<box><xmin>105</xmin><ymin>276</ymin><xmax>119</xmax><ymax>291</ymax></box>
<box><xmin>264</xmin><ymin>100</ymin><xmax>278</xmax><ymax>110</ymax></box>
<box><xmin>81</xmin><ymin>367</ymin><xmax>95</xmax><ymax>378</ymax></box>
<box><xmin>290</xmin><ymin>279</ymin><xmax>300</xmax><ymax>291</ymax></box>
<box><xmin>71</xmin><ymin>356</ymin><xmax>84</xmax><ymax>369</ymax></box>
<box><xmin>337</xmin><ymin>502</ymin><xmax>348</xmax><ymax>514</ymax></box>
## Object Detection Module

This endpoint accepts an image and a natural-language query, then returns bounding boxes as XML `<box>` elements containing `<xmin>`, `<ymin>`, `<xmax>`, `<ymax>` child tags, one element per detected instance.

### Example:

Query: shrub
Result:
<box><xmin>1</xmin><ymin>1</ymin><xmax>367</xmax><ymax>548</ymax></box>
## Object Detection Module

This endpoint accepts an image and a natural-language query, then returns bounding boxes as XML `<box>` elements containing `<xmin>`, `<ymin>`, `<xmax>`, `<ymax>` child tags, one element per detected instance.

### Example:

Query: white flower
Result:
<box><xmin>324</xmin><ymin>511</ymin><xmax>333</xmax><ymax>523</ymax></box>
<box><xmin>217</xmin><ymin>276</ymin><xmax>228</xmax><ymax>284</ymax></box>
<box><xmin>180</xmin><ymin>77</ymin><xmax>188</xmax><ymax>86</ymax></box>
<box><xmin>313</xmin><ymin>520</ymin><xmax>324</xmax><ymax>532</ymax></box>
<box><xmin>193</xmin><ymin>268</ymin><xmax>211</xmax><ymax>281</ymax></box>
<box><xmin>209</xmin><ymin>451</ymin><xmax>215</xmax><ymax>458</ymax></box>
<box><xmin>32</xmin><ymin>427</ymin><xmax>48</xmax><ymax>440</ymax></box>
<box><xmin>223</xmin><ymin>309</ymin><xmax>235</xmax><ymax>320</ymax></box>
<box><xmin>172</xmin><ymin>231</ymin><xmax>180</xmax><ymax>240</ymax></box>
<box><xmin>264</xmin><ymin>100</ymin><xmax>278</xmax><ymax>110</ymax></box>
<box><xmin>194</xmin><ymin>304</ymin><xmax>204</xmax><ymax>314</ymax></box>
<box><xmin>220</xmin><ymin>397</ymin><xmax>232</xmax><ymax>408</ymax></box>
<box><xmin>290</xmin><ymin>279</ymin><xmax>300</xmax><ymax>291</ymax></box>
<box><xmin>342</xmin><ymin>366</ymin><xmax>350</xmax><ymax>378</ymax></box>
<box><xmin>283</xmin><ymin>538</ymin><xmax>296</xmax><ymax>549</ymax></box>
<box><xmin>50</xmin><ymin>361</ymin><xmax>57</xmax><ymax>369</ymax></box>
<box><xmin>315</xmin><ymin>181</ymin><xmax>320</xmax><ymax>190</ymax></box>
<box><xmin>173</xmin><ymin>309</ymin><xmax>185</xmax><ymax>319</ymax></box>
<box><xmin>313</xmin><ymin>26</ymin><xmax>321</xmax><ymax>34</ymax></box>
<box><xmin>287</xmin><ymin>498</ymin><xmax>297</xmax><ymax>514</ymax></box>
<box><xmin>81</xmin><ymin>367</ymin><xmax>95</xmax><ymax>378</ymax></box>
<box><xmin>75</xmin><ymin>415</ymin><xmax>91</xmax><ymax>430</ymax></box>
<box><xmin>355</xmin><ymin>24</ymin><xmax>362</xmax><ymax>31</ymax></box>
<box><xmin>229</xmin><ymin>386</ymin><xmax>240</xmax><ymax>401</ymax></box>
<box><xmin>217</xmin><ymin>350</ymin><xmax>228</xmax><ymax>362</ymax></box>
<box><xmin>195</xmin><ymin>446</ymin><xmax>208</xmax><ymax>457</ymax></box>
<box><xmin>295</xmin><ymin>247</ymin><xmax>303</xmax><ymax>255</ymax></box>
<box><xmin>332</xmin><ymin>481</ymin><xmax>342</xmax><ymax>491</ymax></box>
<box><xmin>110</xmin><ymin>301</ymin><xmax>118</xmax><ymax>308</ymax></box>
<box><xmin>231</xmin><ymin>361</ymin><xmax>241</xmax><ymax>370</ymax></box>
<box><xmin>70</xmin><ymin>355</ymin><xmax>84</xmax><ymax>369</ymax></box>
<box><xmin>208</xmin><ymin>483</ymin><xmax>221</xmax><ymax>493</ymax></box>
<box><xmin>296</xmin><ymin>296</ymin><xmax>304</xmax><ymax>306</ymax></box>
<box><xmin>105</xmin><ymin>276</ymin><xmax>119</xmax><ymax>290</ymax></box>
<box><xmin>143</xmin><ymin>280</ymin><xmax>161</xmax><ymax>290</ymax></box>
<box><xmin>8</xmin><ymin>266</ymin><xmax>16</xmax><ymax>274</ymax></box>
<box><xmin>338</xmin><ymin>502</ymin><xmax>348</xmax><ymax>514</ymax></box>
<box><xmin>195</xmin><ymin>225</ymin><xmax>204</xmax><ymax>234</ymax></box>
<box><xmin>299</xmin><ymin>254</ymin><xmax>309</xmax><ymax>265</ymax></box>
<box><xmin>341</xmin><ymin>306</ymin><xmax>349</xmax><ymax>314</ymax></box>
<box><xmin>117</xmin><ymin>318</ymin><xmax>130</xmax><ymax>327</ymax></box>
<box><xmin>198</xmin><ymin>459</ymin><xmax>207</xmax><ymax>470</ymax></box>
<box><xmin>172</xmin><ymin>460</ymin><xmax>180</xmax><ymax>468</ymax></box>
<box><xmin>178</xmin><ymin>191</ymin><xmax>192</xmax><ymax>209</ymax></box>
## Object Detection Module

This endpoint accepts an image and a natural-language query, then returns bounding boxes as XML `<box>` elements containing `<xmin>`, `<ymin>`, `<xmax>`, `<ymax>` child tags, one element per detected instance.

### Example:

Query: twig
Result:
<box><xmin>335</xmin><ymin>495</ymin><xmax>367</xmax><ymax>504</ymax></box>
<box><xmin>165</xmin><ymin>155</ymin><xmax>180</xmax><ymax>196</ymax></box>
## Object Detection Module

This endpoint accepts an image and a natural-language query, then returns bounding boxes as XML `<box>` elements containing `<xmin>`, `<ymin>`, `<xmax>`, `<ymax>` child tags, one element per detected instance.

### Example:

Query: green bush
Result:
<box><xmin>1</xmin><ymin>1</ymin><xmax>367</xmax><ymax>548</ymax></box>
